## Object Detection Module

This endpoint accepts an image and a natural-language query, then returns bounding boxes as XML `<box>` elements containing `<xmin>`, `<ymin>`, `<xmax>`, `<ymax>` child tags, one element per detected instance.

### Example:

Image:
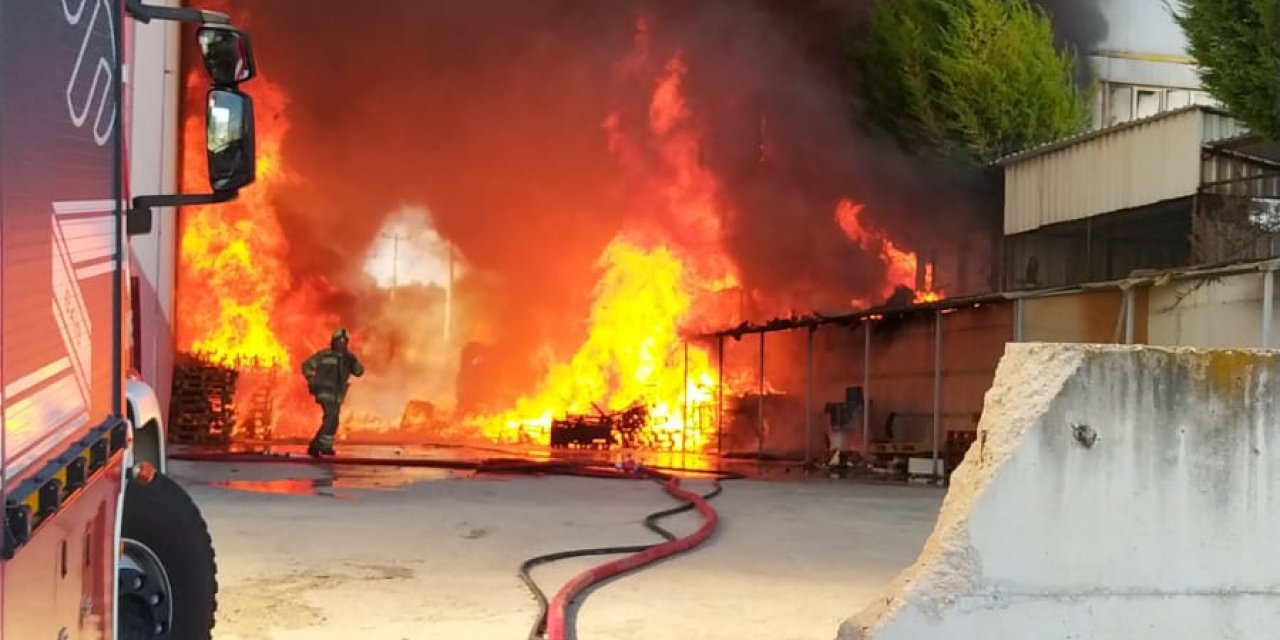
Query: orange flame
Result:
<box><xmin>467</xmin><ymin>40</ymin><xmax>741</xmax><ymax>451</ymax></box>
<box><xmin>835</xmin><ymin>199</ymin><xmax>942</xmax><ymax>305</ymax></box>
<box><xmin>472</xmin><ymin>238</ymin><xmax>720</xmax><ymax>449</ymax></box>
<box><xmin>177</xmin><ymin>70</ymin><xmax>293</xmax><ymax>366</ymax></box>
<box><xmin>172</xmin><ymin>9</ymin><xmax>938</xmax><ymax>450</ymax></box>
<box><xmin>176</xmin><ymin>52</ymin><xmax>338</xmax><ymax>438</ymax></box>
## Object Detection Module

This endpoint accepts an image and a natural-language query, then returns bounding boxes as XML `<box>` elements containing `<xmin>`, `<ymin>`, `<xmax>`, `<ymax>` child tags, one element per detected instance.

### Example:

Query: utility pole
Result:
<box><xmin>380</xmin><ymin>231</ymin><xmax>408</xmax><ymax>295</ymax></box>
<box><xmin>444</xmin><ymin>242</ymin><xmax>455</xmax><ymax>345</ymax></box>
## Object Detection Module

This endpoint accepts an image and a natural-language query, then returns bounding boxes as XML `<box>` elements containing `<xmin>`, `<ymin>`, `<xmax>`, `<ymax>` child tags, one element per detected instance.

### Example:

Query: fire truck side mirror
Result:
<box><xmin>206</xmin><ymin>88</ymin><xmax>256</xmax><ymax>193</ymax></box>
<box><xmin>197</xmin><ymin>25</ymin><xmax>256</xmax><ymax>85</ymax></box>
<box><xmin>126</xmin><ymin>2</ymin><xmax>258</xmax><ymax>236</ymax></box>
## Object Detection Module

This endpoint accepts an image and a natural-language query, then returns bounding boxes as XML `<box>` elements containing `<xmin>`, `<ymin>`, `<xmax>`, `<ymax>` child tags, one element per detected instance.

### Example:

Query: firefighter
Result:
<box><xmin>301</xmin><ymin>327</ymin><xmax>365</xmax><ymax>457</ymax></box>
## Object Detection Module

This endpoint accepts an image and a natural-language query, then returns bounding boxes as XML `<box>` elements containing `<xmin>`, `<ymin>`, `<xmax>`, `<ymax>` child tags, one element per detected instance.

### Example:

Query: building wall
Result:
<box><xmin>1084</xmin><ymin>0</ymin><xmax>1218</xmax><ymax>129</ymax></box>
<box><xmin>1003</xmin><ymin>108</ymin><xmax>1245</xmax><ymax>236</ymax></box>
<box><xmin>1004</xmin><ymin>109</ymin><xmax>1202</xmax><ymax>235</ymax></box>
<box><xmin>127</xmin><ymin>4</ymin><xmax>182</xmax><ymax>416</ymax></box>
<box><xmin>1021</xmin><ymin>290</ymin><xmax>1129</xmax><ymax>343</ymax></box>
<box><xmin>938</xmin><ymin>304</ymin><xmax>1013</xmax><ymax>424</ymax></box>
<box><xmin>740</xmin><ymin>303</ymin><xmax>1012</xmax><ymax>460</ymax></box>
<box><xmin>1147</xmin><ymin>271</ymin><xmax>1278</xmax><ymax>348</ymax></box>
<box><xmin>742</xmin><ymin>269</ymin><xmax>1280</xmax><ymax>461</ymax></box>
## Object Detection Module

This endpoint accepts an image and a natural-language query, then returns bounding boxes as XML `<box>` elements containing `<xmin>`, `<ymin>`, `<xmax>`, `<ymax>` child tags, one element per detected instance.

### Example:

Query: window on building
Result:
<box><xmin>1135</xmin><ymin>89</ymin><xmax>1161</xmax><ymax>119</ymax></box>
<box><xmin>1166</xmin><ymin>90</ymin><xmax>1191</xmax><ymax>109</ymax></box>
<box><xmin>1108</xmin><ymin>85</ymin><xmax>1133</xmax><ymax>126</ymax></box>
<box><xmin>1191</xmin><ymin>91</ymin><xmax>1218</xmax><ymax>107</ymax></box>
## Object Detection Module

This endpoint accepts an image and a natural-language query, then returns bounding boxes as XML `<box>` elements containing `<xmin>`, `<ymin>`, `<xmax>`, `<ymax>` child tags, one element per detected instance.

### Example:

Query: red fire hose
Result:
<box><xmin>543</xmin><ymin>474</ymin><xmax>720</xmax><ymax>640</ymax></box>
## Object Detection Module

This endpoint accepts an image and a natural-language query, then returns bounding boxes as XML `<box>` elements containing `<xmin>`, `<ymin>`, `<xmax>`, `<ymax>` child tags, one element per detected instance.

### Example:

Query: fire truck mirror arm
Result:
<box><xmin>125</xmin><ymin>0</ymin><xmax>231</xmax><ymax>26</ymax></box>
<box><xmin>127</xmin><ymin>87</ymin><xmax>256</xmax><ymax>236</ymax></box>
<box><xmin>126</xmin><ymin>2</ymin><xmax>258</xmax><ymax>87</ymax></box>
<box><xmin>129</xmin><ymin>192</ymin><xmax>238</xmax><ymax>231</ymax></box>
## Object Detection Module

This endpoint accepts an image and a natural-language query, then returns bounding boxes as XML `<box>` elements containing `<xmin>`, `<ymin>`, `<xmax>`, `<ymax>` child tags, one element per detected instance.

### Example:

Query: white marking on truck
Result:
<box><xmin>53</xmin><ymin>220</ymin><xmax>94</xmax><ymax>410</ymax></box>
<box><xmin>3</xmin><ymin>372</ymin><xmax>91</xmax><ymax>482</ymax></box>
<box><xmin>4</xmin><ymin>358</ymin><xmax>72</xmax><ymax>400</ymax></box>
<box><xmin>52</xmin><ymin>199</ymin><xmax>116</xmax><ymax>215</ymax></box>
<box><xmin>64</xmin><ymin>0</ymin><xmax>117</xmax><ymax>147</ymax></box>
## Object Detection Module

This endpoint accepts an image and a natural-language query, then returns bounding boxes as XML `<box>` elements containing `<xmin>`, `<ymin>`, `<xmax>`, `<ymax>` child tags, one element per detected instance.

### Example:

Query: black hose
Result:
<box><xmin>517</xmin><ymin>470</ymin><xmax>735</xmax><ymax>640</ymax></box>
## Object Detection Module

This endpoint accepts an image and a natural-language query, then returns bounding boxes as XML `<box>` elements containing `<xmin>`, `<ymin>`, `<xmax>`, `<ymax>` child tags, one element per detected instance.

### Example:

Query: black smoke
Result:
<box><xmin>1037</xmin><ymin>0</ymin><xmax>1109</xmax><ymax>53</ymax></box>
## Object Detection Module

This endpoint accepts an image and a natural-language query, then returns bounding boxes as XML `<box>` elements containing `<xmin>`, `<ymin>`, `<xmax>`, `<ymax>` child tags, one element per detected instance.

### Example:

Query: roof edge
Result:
<box><xmin>992</xmin><ymin>105</ymin><xmax>1238</xmax><ymax>168</ymax></box>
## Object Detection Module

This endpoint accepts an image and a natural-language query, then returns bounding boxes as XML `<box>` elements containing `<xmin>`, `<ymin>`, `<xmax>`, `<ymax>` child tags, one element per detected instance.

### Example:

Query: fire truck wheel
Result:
<box><xmin>119</xmin><ymin>471</ymin><xmax>218</xmax><ymax>640</ymax></box>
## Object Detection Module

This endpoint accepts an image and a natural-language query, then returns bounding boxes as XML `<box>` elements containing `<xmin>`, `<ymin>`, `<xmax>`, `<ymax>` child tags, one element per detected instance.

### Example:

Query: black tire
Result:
<box><xmin>119</xmin><ymin>471</ymin><xmax>218</xmax><ymax>640</ymax></box>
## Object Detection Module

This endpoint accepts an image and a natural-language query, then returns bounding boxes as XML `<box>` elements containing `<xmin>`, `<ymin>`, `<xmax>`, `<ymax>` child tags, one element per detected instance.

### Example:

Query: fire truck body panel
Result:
<box><xmin>125</xmin><ymin>6</ymin><xmax>182</xmax><ymax>425</ymax></box>
<box><xmin>0</xmin><ymin>2</ymin><xmax>129</xmax><ymax>637</ymax></box>
<box><xmin>2</xmin><ymin>462</ymin><xmax>123</xmax><ymax>639</ymax></box>
<box><xmin>1</xmin><ymin>0</ymin><xmax>124</xmax><ymax>485</ymax></box>
<box><xmin>0</xmin><ymin>1</ymin><xmax>255</xmax><ymax>637</ymax></box>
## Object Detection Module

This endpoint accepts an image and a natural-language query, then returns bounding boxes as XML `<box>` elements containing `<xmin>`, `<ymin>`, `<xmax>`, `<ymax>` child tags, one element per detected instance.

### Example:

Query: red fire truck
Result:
<box><xmin>1</xmin><ymin>2</ymin><xmax>257</xmax><ymax>638</ymax></box>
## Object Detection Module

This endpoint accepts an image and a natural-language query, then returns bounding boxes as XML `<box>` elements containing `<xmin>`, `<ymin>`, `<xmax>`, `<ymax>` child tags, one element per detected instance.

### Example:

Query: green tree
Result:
<box><xmin>1175</xmin><ymin>0</ymin><xmax>1279</xmax><ymax>139</ymax></box>
<box><xmin>856</xmin><ymin>0</ymin><xmax>1092</xmax><ymax>163</ymax></box>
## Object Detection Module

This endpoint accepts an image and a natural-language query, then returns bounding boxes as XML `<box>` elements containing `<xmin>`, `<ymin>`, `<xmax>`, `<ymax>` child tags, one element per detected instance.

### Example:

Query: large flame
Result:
<box><xmin>177</xmin><ymin>70</ymin><xmax>293</xmax><ymax>366</ymax></box>
<box><xmin>835</xmin><ymin>199</ymin><xmax>942</xmax><ymax>305</ymax></box>
<box><xmin>176</xmin><ymin>40</ymin><xmax>339</xmax><ymax>438</ymax></box>
<box><xmin>472</xmin><ymin>238</ymin><xmax>718</xmax><ymax>448</ymax></box>
<box><xmin>468</xmin><ymin>39</ymin><xmax>737</xmax><ymax>451</ymax></box>
<box><xmin>173</xmin><ymin>8</ymin><xmax>942</xmax><ymax>451</ymax></box>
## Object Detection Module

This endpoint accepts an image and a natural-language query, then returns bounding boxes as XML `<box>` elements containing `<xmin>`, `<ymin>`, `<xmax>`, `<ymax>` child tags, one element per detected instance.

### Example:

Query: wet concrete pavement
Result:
<box><xmin>170</xmin><ymin>450</ymin><xmax>943</xmax><ymax>640</ymax></box>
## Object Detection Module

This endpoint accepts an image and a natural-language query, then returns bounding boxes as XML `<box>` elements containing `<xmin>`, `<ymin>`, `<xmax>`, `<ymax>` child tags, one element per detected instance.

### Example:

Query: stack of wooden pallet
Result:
<box><xmin>168</xmin><ymin>351</ymin><xmax>238</xmax><ymax>445</ymax></box>
<box><xmin>233</xmin><ymin>360</ymin><xmax>278</xmax><ymax>442</ymax></box>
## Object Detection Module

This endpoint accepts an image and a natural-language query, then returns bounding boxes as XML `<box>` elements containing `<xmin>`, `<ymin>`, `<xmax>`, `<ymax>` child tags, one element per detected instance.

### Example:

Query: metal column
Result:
<box><xmin>682</xmin><ymin>341</ymin><xmax>690</xmax><ymax>458</ymax></box>
<box><xmin>805</xmin><ymin>327</ymin><xmax>814</xmax><ymax>465</ymax></box>
<box><xmin>1123</xmin><ymin>287</ymin><xmax>1136</xmax><ymax>345</ymax></box>
<box><xmin>1264</xmin><ymin>269</ymin><xmax>1275</xmax><ymax>348</ymax></box>
<box><xmin>932</xmin><ymin>311</ymin><xmax>943</xmax><ymax>479</ymax></box>
<box><xmin>757</xmin><ymin>332</ymin><xmax>766</xmax><ymax>459</ymax></box>
<box><xmin>716</xmin><ymin>335</ymin><xmax>725</xmax><ymax>459</ymax></box>
<box><xmin>862</xmin><ymin>319</ymin><xmax>872</xmax><ymax>456</ymax></box>
<box><xmin>1014</xmin><ymin>297</ymin><xmax>1025</xmax><ymax>342</ymax></box>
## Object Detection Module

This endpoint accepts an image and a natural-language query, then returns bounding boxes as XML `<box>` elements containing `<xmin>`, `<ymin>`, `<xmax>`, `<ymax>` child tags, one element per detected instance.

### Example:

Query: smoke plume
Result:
<box><xmin>1036</xmin><ymin>0</ymin><xmax>1109</xmax><ymax>56</ymax></box>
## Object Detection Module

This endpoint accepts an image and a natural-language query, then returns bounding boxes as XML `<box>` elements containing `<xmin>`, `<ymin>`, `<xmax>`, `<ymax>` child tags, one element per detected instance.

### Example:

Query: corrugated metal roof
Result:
<box><xmin>993</xmin><ymin>105</ymin><xmax>1239</xmax><ymax>166</ymax></box>
<box><xmin>687</xmin><ymin>257</ymin><xmax>1280</xmax><ymax>340</ymax></box>
<box><xmin>1001</xmin><ymin>107</ymin><xmax>1250</xmax><ymax>235</ymax></box>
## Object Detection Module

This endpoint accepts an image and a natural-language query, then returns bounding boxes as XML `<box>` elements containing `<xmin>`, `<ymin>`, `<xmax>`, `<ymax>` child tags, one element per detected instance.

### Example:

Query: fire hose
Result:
<box><xmin>518</xmin><ymin>468</ymin><xmax>734</xmax><ymax>640</ymax></box>
<box><xmin>166</xmin><ymin>450</ymin><xmax>740</xmax><ymax>639</ymax></box>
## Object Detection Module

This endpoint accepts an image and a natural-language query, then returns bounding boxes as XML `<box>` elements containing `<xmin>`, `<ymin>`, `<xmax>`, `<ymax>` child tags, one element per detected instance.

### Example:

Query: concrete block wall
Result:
<box><xmin>840</xmin><ymin>342</ymin><xmax>1280</xmax><ymax>639</ymax></box>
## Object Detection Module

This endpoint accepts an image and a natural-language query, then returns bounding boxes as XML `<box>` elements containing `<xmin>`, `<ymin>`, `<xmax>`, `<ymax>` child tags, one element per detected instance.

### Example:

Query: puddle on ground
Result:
<box><xmin>212</xmin><ymin>478</ymin><xmax>357</xmax><ymax>499</ymax></box>
<box><xmin>211</xmin><ymin>465</ymin><xmax>468</xmax><ymax>498</ymax></box>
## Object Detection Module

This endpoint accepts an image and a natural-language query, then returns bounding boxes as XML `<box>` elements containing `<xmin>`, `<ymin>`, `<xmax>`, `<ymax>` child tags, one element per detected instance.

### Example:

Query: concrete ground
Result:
<box><xmin>170</xmin><ymin>458</ymin><xmax>942</xmax><ymax>640</ymax></box>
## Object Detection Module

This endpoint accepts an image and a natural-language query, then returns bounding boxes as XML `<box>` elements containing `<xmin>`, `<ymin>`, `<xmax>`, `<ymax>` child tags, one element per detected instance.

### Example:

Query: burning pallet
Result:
<box><xmin>234</xmin><ymin>360</ymin><xmax>279</xmax><ymax>441</ymax></box>
<box><xmin>168</xmin><ymin>351</ymin><xmax>238</xmax><ymax>445</ymax></box>
<box><xmin>548</xmin><ymin>403</ymin><xmax>651</xmax><ymax>450</ymax></box>
<box><xmin>168</xmin><ymin>351</ymin><xmax>281</xmax><ymax>444</ymax></box>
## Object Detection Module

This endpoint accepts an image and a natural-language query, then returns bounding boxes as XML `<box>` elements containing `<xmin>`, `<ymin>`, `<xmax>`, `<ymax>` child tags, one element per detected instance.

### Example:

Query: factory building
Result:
<box><xmin>712</xmin><ymin>102</ymin><xmax>1280</xmax><ymax>478</ymax></box>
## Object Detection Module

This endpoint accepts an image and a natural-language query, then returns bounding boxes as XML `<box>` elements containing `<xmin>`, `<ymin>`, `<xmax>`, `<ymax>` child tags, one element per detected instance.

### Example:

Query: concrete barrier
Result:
<box><xmin>839</xmin><ymin>342</ymin><xmax>1280</xmax><ymax>640</ymax></box>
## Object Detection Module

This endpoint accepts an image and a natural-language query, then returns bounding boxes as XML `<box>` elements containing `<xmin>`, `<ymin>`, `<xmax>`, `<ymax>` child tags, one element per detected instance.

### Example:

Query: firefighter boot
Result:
<box><xmin>308</xmin><ymin>435</ymin><xmax>336</xmax><ymax>458</ymax></box>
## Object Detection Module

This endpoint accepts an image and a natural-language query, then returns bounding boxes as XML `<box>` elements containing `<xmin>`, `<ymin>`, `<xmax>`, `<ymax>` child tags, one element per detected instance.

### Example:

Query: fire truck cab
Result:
<box><xmin>0</xmin><ymin>2</ymin><xmax>258</xmax><ymax>638</ymax></box>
